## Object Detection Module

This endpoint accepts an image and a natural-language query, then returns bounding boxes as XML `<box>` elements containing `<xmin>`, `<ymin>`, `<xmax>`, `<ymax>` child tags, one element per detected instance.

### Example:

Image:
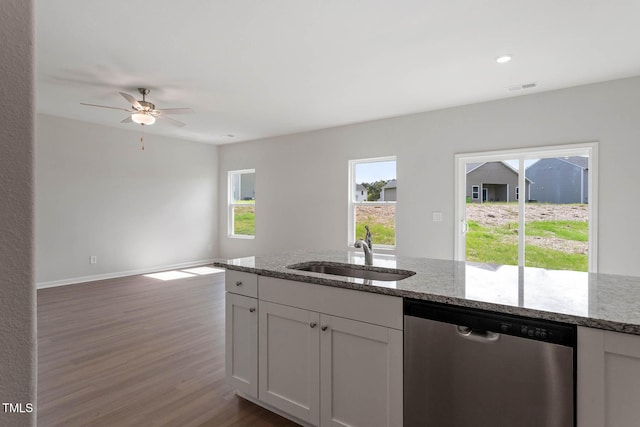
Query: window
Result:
<box><xmin>455</xmin><ymin>143</ymin><xmax>598</xmax><ymax>272</ymax></box>
<box><xmin>348</xmin><ymin>157</ymin><xmax>397</xmax><ymax>249</ymax></box>
<box><xmin>228</xmin><ymin>169</ymin><xmax>255</xmax><ymax>238</ymax></box>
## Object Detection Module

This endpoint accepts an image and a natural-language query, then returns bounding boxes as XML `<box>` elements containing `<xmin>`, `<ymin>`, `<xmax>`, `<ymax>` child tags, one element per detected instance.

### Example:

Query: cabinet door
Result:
<box><xmin>320</xmin><ymin>315</ymin><xmax>403</xmax><ymax>427</ymax></box>
<box><xmin>578</xmin><ymin>327</ymin><xmax>640</xmax><ymax>427</ymax></box>
<box><xmin>225</xmin><ymin>293</ymin><xmax>258</xmax><ymax>398</ymax></box>
<box><xmin>259</xmin><ymin>301</ymin><xmax>320</xmax><ymax>426</ymax></box>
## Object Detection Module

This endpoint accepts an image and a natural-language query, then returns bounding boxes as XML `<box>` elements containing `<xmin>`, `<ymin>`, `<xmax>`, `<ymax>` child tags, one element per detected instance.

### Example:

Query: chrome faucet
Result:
<box><xmin>355</xmin><ymin>225</ymin><xmax>373</xmax><ymax>266</ymax></box>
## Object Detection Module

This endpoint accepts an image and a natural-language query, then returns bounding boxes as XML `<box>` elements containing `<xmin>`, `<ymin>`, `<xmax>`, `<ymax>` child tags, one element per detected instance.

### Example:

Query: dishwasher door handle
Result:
<box><xmin>456</xmin><ymin>325</ymin><xmax>500</xmax><ymax>343</ymax></box>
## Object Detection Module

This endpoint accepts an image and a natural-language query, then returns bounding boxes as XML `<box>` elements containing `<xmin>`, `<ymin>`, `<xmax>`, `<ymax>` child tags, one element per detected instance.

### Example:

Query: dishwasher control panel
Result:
<box><xmin>500</xmin><ymin>322</ymin><xmax>553</xmax><ymax>340</ymax></box>
<box><xmin>405</xmin><ymin>299</ymin><xmax>576</xmax><ymax>347</ymax></box>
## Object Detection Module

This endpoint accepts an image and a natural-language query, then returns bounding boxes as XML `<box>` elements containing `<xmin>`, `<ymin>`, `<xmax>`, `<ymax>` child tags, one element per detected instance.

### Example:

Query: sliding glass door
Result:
<box><xmin>455</xmin><ymin>143</ymin><xmax>597</xmax><ymax>272</ymax></box>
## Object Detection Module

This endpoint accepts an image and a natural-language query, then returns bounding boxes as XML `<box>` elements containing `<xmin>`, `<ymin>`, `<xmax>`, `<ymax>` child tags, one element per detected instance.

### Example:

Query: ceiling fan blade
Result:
<box><xmin>153</xmin><ymin>108</ymin><xmax>193</xmax><ymax>115</ymax></box>
<box><xmin>80</xmin><ymin>102</ymin><xmax>131</xmax><ymax>112</ymax></box>
<box><xmin>121</xmin><ymin>116</ymin><xmax>133</xmax><ymax>123</ymax></box>
<box><xmin>157</xmin><ymin>115</ymin><xmax>186</xmax><ymax>127</ymax></box>
<box><xmin>119</xmin><ymin>92</ymin><xmax>143</xmax><ymax>110</ymax></box>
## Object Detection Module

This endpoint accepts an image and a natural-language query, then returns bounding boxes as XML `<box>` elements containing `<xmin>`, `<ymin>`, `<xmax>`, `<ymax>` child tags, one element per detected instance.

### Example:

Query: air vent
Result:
<box><xmin>506</xmin><ymin>82</ymin><xmax>537</xmax><ymax>92</ymax></box>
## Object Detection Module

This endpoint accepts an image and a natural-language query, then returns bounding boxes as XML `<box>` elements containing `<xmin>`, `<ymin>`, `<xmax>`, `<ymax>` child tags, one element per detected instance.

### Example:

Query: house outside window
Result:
<box><xmin>228</xmin><ymin>169</ymin><xmax>255</xmax><ymax>238</ymax></box>
<box><xmin>515</xmin><ymin>186</ymin><xmax>519</xmax><ymax>200</ymax></box>
<box><xmin>348</xmin><ymin>157</ymin><xmax>397</xmax><ymax>249</ymax></box>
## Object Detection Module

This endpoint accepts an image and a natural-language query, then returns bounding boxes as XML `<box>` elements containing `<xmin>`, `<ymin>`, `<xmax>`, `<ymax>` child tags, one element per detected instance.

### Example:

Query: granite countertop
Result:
<box><xmin>213</xmin><ymin>249</ymin><xmax>640</xmax><ymax>336</ymax></box>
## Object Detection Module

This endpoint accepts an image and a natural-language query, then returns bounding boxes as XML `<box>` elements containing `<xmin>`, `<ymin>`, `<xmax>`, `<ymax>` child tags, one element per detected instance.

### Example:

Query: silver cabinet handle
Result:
<box><xmin>249</xmin><ymin>307</ymin><xmax>256</xmax><ymax>313</ymax></box>
<box><xmin>310</xmin><ymin>322</ymin><xmax>317</xmax><ymax>328</ymax></box>
<box><xmin>321</xmin><ymin>326</ymin><xmax>329</xmax><ymax>331</ymax></box>
<box><xmin>235</xmin><ymin>281</ymin><xmax>242</xmax><ymax>286</ymax></box>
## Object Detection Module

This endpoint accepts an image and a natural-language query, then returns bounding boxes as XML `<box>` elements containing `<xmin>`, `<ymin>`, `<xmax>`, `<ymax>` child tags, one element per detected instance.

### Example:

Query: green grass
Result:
<box><xmin>465</xmin><ymin>221</ymin><xmax>518</xmax><ymax>265</ymax></box>
<box><xmin>466</xmin><ymin>220</ymin><xmax>588</xmax><ymax>271</ymax></box>
<box><xmin>233</xmin><ymin>205</ymin><xmax>255</xmax><ymax>236</ymax></box>
<box><xmin>524</xmin><ymin>245</ymin><xmax>588</xmax><ymax>271</ymax></box>
<box><xmin>355</xmin><ymin>222</ymin><xmax>395</xmax><ymax>246</ymax></box>
<box><xmin>525</xmin><ymin>220</ymin><xmax>588</xmax><ymax>241</ymax></box>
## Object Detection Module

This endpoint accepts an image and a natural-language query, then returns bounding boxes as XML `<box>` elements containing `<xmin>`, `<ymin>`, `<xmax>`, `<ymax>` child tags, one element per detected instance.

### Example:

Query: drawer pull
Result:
<box><xmin>321</xmin><ymin>325</ymin><xmax>329</xmax><ymax>331</ymax></box>
<box><xmin>310</xmin><ymin>322</ymin><xmax>317</xmax><ymax>328</ymax></box>
<box><xmin>249</xmin><ymin>307</ymin><xmax>256</xmax><ymax>313</ymax></box>
<box><xmin>235</xmin><ymin>281</ymin><xmax>243</xmax><ymax>286</ymax></box>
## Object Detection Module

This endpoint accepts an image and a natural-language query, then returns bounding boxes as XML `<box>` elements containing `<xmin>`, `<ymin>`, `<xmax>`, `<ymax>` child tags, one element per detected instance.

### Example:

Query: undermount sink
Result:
<box><xmin>287</xmin><ymin>261</ymin><xmax>416</xmax><ymax>282</ymax></box>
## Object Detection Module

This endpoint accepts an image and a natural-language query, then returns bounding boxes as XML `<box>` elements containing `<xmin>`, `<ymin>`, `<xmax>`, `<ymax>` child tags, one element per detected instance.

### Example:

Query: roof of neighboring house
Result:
<box><xmin>355</xmin><ymin>183</ymin><xmax>367</xmax><ymax>191</ymax></box>
<box><xmin>525</xmin><ymin>156</ymin><xmax>589</xmax><ymax>171</ymax></box>
<box><xmin>382</xmin><ymin>179</ymin><xmax>397</xmax><ymax>189</ymax></box>
<box><xmin>558</xmin><ymin>156</ymin><xmax>588</xmax><ymax>169</ymax></box>
<box><xmin>466</xmin><ymin>161</ymin><xmax>533</xmax><ymax>182</ymax></box>
<box><xmin>465</xmin><ymin>162</ymin><xmax>485</xmax><ymax>173</ymax></box>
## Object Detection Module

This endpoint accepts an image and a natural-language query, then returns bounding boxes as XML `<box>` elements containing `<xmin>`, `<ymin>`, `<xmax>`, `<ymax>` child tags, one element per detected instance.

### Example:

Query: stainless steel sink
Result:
<box><xmin>287</xmin><ymin>261</ymin><xmax>415</xmax><ymax>281</ymax></box>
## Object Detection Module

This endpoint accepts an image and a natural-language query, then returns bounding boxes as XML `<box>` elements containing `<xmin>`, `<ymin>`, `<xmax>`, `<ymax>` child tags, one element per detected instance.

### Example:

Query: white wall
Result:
<box><xmin>0</xmin><ymin>0</ymin><xmax>35</xmax><ymax>425</ymax></box>
<box><xmin>36</xmin><ymin>114</ymin><xmax>219</xmax><ymax>286</ymax></box>
<box><xmin>218</xmin><ymin>76</ymin><xmax>640</xmax><ymax>276</ymax></box>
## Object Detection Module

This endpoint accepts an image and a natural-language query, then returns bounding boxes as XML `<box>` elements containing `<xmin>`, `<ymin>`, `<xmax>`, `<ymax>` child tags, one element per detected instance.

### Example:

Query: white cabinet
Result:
<box><xmin>225</xmin><ymin>269</ymin><xmax>258</xmax><ymax>298</ymax></box>
<box><xmin>258</xmin><ymin>276</ymin><xmax>403</xmax><ymax>427</ymax></box>
<box><xmin>578</xmin><ymin>326</ymin><xmax>640</xmax><ymax>427</ymax></box>
<box><xmin>320</xmin><ymin>314</ymin><xmax>403</xmax><ymax>427</ymax></box>
<box><xmin>259</xmin><ymin>301</ymin><xmax>320</xmax><ymax>425</ymax></box>
<box><xmin>225</xmin><ymin>271</ymin><xmax>258</xmax><ymax>398</ymax></box>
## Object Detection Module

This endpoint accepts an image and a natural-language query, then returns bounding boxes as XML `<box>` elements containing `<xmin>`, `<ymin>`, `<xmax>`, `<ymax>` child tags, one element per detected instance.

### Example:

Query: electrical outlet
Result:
<box><xmin>432</xmin><ymin>212</ymin><xmax>443</xmax><ymax>222</ymax></box>
<box><xmin>90</xmin><ymin>256</ymin><xmax>97</xmax><ymax>264</ymax></box>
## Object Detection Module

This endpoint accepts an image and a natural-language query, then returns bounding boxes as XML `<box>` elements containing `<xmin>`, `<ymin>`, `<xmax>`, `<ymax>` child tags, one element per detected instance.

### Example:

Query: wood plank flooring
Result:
<box><xmin>37</xmin><ymin>270</ymin><xmax>299</xmax><ymax>427</ymax></box>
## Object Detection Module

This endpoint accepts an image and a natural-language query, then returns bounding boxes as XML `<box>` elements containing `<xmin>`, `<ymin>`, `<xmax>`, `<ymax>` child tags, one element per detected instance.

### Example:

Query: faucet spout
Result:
<box><xmin>354</xmin><ymin>239</ymin><xmax>373</xmax><ymax>266</ymax></box>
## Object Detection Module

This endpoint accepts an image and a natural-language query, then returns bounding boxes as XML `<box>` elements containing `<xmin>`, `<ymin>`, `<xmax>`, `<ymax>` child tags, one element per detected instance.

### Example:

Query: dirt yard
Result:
<box><xmin>355</xmin><ymin>204</ymin><xmax>395</xmax><ymax>226</ymax></box>
<box><xmin>355</xmin><ymin>203</ymin><xmax>588</xmax><ymax>254</ymax></box>
<box><xmin>466</xmin><ymin>202</ymin><xmax>588</xmax><ymax>226</ymax></box>
<box><xmin>466</xmin><ymin>203</ymin><xmax>588</xmax><ymax>254</ymax></box>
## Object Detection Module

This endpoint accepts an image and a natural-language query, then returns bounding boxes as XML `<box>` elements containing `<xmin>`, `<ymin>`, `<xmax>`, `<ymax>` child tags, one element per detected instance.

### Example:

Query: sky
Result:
<box><xmin>355</xmin><ymin>160</ymin><xmax>396</xmax><ymax>184</ymax></box>
<box><xmin>504</xmin><ymin>159</ymin><xmax>539</xmax><ymax>170</ymax></box>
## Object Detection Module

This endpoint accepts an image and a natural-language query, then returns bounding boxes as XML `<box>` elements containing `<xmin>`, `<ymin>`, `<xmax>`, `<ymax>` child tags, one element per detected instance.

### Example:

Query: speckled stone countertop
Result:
<box><xmin>214</xmin><ymin>250</ymin><xmax>640</xmax><ymax>335</ymax></box>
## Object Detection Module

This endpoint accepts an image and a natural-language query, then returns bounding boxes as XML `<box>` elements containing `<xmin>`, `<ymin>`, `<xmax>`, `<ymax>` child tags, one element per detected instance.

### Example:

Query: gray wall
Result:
<box><xmin>466</xmin><ymin>162</ymin><xmax>522</xmax><ymax>202</ymax></box>
<box><xmin>36</xmin><ymin>115</ymin><xmax>219</xmax><ymax>286</ymax></box>
<box><xmin>0</xmin><ymin>0</ymin><xmax>35</xmax><ymax>425</ymax></box>
<box><xmin>527</xmin><ymin>158</ymin><xmax>588</xmax><ymax>203</ymax></box>
<box><xmin>381</xmin><ymin>187</ymin><xmax>397</xmax><ymax>201</ymax></box>
<box><xmin>218</xmin><ymin>76</ymin><xmax>640</xmax><ymax>276</ymax></box>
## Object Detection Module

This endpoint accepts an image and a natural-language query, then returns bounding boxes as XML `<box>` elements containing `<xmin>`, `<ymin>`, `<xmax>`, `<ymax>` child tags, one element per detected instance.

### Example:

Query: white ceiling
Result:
<box><xmin>36</xmin><ymin>1</ymin><xmax>640</xmax><ymax>145</ymax></box>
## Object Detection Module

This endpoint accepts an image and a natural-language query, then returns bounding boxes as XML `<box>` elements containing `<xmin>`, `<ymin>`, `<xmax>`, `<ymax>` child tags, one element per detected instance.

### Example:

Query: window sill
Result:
<box><xmin>228</xmin><ymin>234</ymin><xmax>255</xmax><ymax>240</ymax></box>
<box><xmin>348</xmin><ymin>246</ymin><xmax>396</xmax><ymax>255</ymax></box>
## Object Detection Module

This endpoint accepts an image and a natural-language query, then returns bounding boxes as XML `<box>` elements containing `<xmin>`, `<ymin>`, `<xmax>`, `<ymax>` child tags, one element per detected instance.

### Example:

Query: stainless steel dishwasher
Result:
<box><xmin>404</xmin><ymin>299</ymin><xmax>576</xmax><ymax>427</ymax></box>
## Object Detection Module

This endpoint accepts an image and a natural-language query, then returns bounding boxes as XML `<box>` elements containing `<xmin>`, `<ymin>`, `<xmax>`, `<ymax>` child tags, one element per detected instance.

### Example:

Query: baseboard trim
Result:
<box><xmin>36</xmin><ymin>259</ymin><xmax>220</xmax><ymax>289</ymax></box>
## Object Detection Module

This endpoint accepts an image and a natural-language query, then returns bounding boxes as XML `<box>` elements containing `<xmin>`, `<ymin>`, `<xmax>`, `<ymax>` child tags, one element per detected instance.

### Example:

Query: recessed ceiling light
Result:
<box><xmin>496</xmin><ymin>55</ymin><xmax>512</xmax><ymax>64</ymax></box>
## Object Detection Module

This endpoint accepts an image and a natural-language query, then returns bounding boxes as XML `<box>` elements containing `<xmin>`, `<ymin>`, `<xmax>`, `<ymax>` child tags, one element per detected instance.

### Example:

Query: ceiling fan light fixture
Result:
<box><xmin>131</xmin><ymin>112</ymin><xmax>156</xmax><ymax>125</ymax></box>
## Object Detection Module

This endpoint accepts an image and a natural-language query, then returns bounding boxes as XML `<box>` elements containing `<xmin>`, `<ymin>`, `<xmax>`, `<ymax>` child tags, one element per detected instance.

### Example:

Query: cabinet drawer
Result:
<box><xmin>259</xmin><ymin>276</ymin><xmax>403</xmax><ymax>330</ymax></box>
<box><xmin>225</xmin><ymin>270</ymin><xmax>258</xmax><ymax>298</ymax></box>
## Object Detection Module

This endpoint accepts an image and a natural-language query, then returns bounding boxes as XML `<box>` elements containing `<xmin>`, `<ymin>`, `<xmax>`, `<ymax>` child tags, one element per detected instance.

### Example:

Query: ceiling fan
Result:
<box><xmin>80</xmin><ymin>88</ymin><xmax>192</xmax><ymax>127</ymax></box>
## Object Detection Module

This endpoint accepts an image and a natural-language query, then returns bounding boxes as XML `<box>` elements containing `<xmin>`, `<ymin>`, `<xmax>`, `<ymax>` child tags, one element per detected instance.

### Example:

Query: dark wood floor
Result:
<box><xmin>37</xmin><ymin>270</ymin><xmax>299</xmax><ymax>427</ymax></box>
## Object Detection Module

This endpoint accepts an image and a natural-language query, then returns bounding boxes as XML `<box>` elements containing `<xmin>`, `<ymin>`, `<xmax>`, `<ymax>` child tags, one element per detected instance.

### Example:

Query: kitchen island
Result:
<box><xmin>216</xmin><ymin>250</ymin><xmax>640</xmax><ymax>427</ymax></box>
<box><xmin>216</xmin><ymin>249</ymin><xmax>640</xmax><ymax>335</ymax></box>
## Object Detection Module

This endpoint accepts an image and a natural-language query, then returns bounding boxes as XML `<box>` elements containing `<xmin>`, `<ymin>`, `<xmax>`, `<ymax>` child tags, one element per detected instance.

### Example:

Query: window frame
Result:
<box><xmin>454</xmin><ymin>142</ymin><xmax>598</xmax><ymax>272</ymax></box>
<box><xmin>227</xmin><ymin>169</ymin><xmax>256</xmax><ymax>239</ymax></box>
<box><xmin>471</xmin><ymin>185</ymin><xmax>480</xmax><ymax>200</ymax></box>
<box><xmin>348</xmin><ymin>156</ymin><xmax>397</xmax><ymax>252</ymax></box>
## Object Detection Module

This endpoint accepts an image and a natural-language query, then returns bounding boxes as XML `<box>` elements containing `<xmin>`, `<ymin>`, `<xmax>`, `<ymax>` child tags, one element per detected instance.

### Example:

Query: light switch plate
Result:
<box><xmin>432</xmin><ymin>212</ymin><xmax>443</xmax><ymax>222</ymax></box>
